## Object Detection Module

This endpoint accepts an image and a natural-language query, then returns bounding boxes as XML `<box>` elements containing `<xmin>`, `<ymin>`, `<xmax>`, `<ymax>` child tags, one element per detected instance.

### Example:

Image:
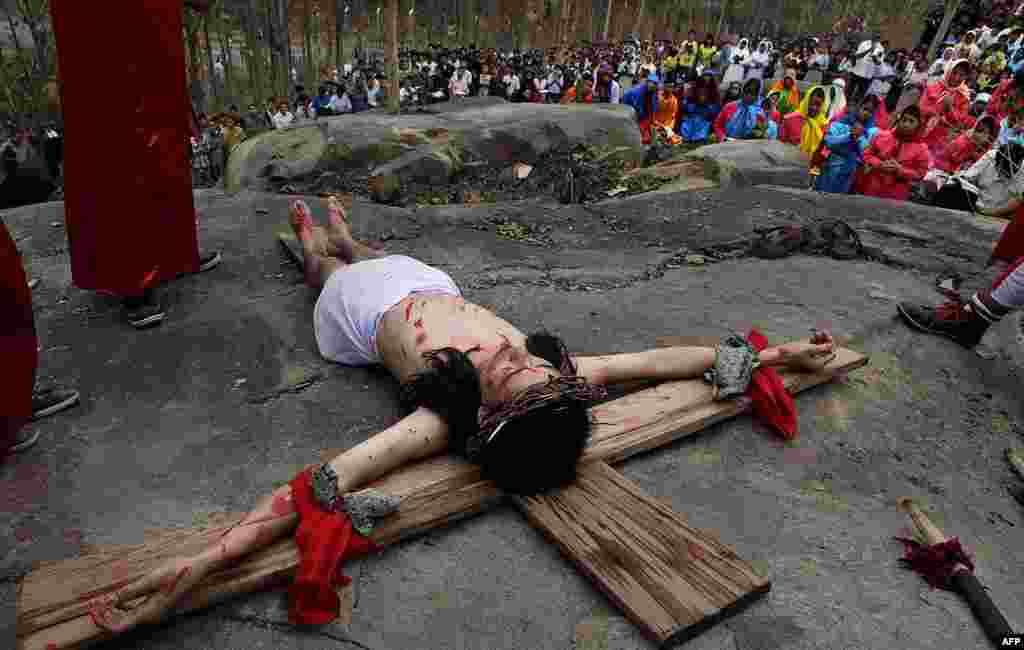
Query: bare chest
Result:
<box><xmin>377</xmin><ymin>294</ymin><xmax>527</xmax><ymax>382</ymax></box>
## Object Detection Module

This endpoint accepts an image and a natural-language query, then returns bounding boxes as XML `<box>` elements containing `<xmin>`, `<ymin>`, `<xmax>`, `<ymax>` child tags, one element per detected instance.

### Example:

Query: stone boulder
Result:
<box><xmin>684</xmin><ymin>140</ymin><xmax>810</xmax><ymax>189</ymax></box>
<box><xmin>224</xmin><ymin>98</ymin><xmax>644</xmax><ymax>194</ymax></box>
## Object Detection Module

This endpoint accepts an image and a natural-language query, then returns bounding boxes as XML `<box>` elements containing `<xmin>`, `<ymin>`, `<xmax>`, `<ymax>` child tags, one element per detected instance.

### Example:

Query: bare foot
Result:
<box><xmin>289</xmin><ymin>200</ymin><xmax>322</xmax><ymax>287</ymax></box>
<box><xmin>325</xmin><ymin>196</ymin><xmax>357</xmax><ymax>261</ymax></box>
<box><xmin>89</xmin><ymin>555</ymin><xmax>208</xmax><ymax>635</ymax></box>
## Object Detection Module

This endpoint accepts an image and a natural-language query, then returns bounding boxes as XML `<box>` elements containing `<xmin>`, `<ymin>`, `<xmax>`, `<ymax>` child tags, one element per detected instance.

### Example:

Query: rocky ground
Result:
<box><xmin>2</xmin><ymin>157</ymin><xmax>1023</xmax><ymax>650</ymax></box>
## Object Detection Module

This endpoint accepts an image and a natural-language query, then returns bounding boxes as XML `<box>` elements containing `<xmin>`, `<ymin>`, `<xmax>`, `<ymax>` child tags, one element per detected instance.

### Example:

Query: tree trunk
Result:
<box><xmin>632</xmin><ymin>0</ymin><xmax>644</xmax><ymax>37</ymax></box>
<box><xmin>218</xmin><ymin>9</ymin><xmax>235</xmax><ymax>107</ymax></box>
<box><xmin>927</xmin><ymin>0</ymin><xmax>961</xmax><ymax>61</ymax></box>
<box><xmin>243</xmin><ymin>0</ymin><xmax>264</xmax><ymax>105</ymax></box>
<box><xmin>302</xmin><ymin>0</ymin><xmax>313</xmax><ymax>89</ymax></box>
<box><xmin>602</xmin><ymin>0</ymin><xmax>612</xmax><ymax>42</ymax></box>
<box><xmin>716</xmin><ymin>0</ymin><xmax>728</xmax><ymax>37</ymax></box>
<box><xmin>385</xmin><ymin>0</ymin><xmax>399</xmax><ymax>113</ymax></box>
<box><xmin>203</xmin><ymin>9</ymin><xmax>219</xmax><ymax>109</ymax></box>
<box><xmin>342</xmin><ymin>0</ymin><xmax>350</xmax><ymax>72</ymax></box>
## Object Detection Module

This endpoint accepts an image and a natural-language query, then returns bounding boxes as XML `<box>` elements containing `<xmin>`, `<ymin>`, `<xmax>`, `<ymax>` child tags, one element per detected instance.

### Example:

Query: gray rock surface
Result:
<box><xmin>226</xmin><ymin>98</ymin><xmax>644</xmax><ymax>193</ymax></box>
<box><xmin>1</xmin><ymin>185</ymin><xmax>1021</xmax><ymax>650</ymax></box>
<box><xmin>686</xmin><ymin>140</ymin><xmax>812</xmax><ymax>189</ymax></box>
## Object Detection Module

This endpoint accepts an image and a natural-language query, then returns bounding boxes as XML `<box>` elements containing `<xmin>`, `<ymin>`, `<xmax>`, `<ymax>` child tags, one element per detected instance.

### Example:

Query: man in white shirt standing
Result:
<box><xmin>849</xmin><ymin>36</ymin><xmax>879</xmax><ymax>104</ymax></box>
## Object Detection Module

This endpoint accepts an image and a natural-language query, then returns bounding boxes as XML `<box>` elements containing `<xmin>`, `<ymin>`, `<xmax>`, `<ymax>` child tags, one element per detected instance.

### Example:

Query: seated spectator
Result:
<box><xmin>592</xmin><ymin>65</ymin><xmax>620</xmax><ymax>104</ymax></box>
<box><xmin>928</xmin><ymin>48</ymin><xmax>956</xmax><ymax>80</ymax></box>
<box><xmin>826</xmin><ymin>78</ymin><xmax>848</xmax><ymax>121</ymax></box>
<box><xmin>678</xmin><ymin>74</ymin><xmax>721</xmax><ymax>143</ymax></box>
<box><xmin>932</xmin><ymin>141</ymin><xmax>1024</xmax><ymax>214</ymax></box>
<box><xmin>272</xmin><ymin>101</ymin><xmax>294</xmax><ymax>129</ymax></box>
<box><xmin>622</xmin><ymin>73</ymin><xmax>660</xmax><ymax>144</ymax></box>
<box><xmin>815</xmin><ymin>96</ymin><xmax>880</xmax><ymax>194</ymax></box>
<box><xmin>652</xmin><ymin>80</ymin><xmax>682</xmax><ymax>144</ymax></box>
<box><xmin>561</xmin><ymin>77</ymin><xmax>595</xmax><ymax>104</ymax></box>
<box><xmin>713</xmin><ymin>78</ymin><xmax>765</xmax><ymax>141</ymax></box>
<box><xmin>763</xmin><ymin>91</ymin><xmax>783</xmax><ymax>125</ymax></box>
<box><xmin>367</xmin><ymin>78</ymin><xmax>383</xmax><ymax>107</ymax></box>
<box><xmin>920</xmin><ymin>59</ymin><xmax>974</xmax><ymax>159</ymax></box>
<box><xmin>857</xmin><ymin>105</ymin><xmax>930</xmax><ymax>201</ymax></box>
<box><xmin>755</xmin><ymin>97</ymin><xmax>780</xmax><ymax>139</ymax></box>
<box><xmin>312</xmin><ymin>86</ymin><xmax>336</xmax><ymax>117</ymax></box>
<box><xmin>294</xmin><ymin>94</ymin><xmax>315</xmax><ymax>121</ymax></box>
<box><xmin>780</xmin><ymin>86</ymin><xmax>830</xmax><ymax>156</ymax></box>
<box><xmin>769</xmin><ymin>71</ymin><xmax>801</xmax><ymax>117</ymax></box>
<box><xmin>923</xmin><ymin>115</ymin><xmax>999</xmax><ymax>200</ymax></box>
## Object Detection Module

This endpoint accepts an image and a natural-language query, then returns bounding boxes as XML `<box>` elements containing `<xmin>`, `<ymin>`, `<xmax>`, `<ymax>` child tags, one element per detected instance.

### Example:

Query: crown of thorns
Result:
<box><xmin>466</xmin><ymin>340</ymin><xmax>607</xmax><ymax>461</ymax></box>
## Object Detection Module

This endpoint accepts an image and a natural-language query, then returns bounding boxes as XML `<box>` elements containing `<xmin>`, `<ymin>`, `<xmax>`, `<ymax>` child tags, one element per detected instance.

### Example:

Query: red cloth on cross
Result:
<box><xmin>746</xmin><ymin>329</ymin><xmax>798</xmax><ymax>440</ymax></box>
<box><xmin>287</xmin><ymin>467</ymin><xmax>381</xmax><ymax>626</ymax></box>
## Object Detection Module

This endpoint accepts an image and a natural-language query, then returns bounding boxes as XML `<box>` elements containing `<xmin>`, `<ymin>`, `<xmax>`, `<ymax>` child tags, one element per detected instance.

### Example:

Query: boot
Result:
<box><xmin>896</xmin><ymin>294</ymin><xmax>1000</xmax><ymax>349</ymax></box>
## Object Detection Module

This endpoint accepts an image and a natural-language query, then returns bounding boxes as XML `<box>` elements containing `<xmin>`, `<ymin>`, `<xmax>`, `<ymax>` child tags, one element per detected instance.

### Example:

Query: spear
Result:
<box><xmin>895</xmin><ymin>497</ymin><xmax>1014</xmax><ymax>648</ymax></box>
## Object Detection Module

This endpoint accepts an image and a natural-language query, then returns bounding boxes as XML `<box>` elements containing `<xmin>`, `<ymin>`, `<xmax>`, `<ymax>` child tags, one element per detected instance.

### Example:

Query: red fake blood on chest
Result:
<box><xmin>405</xmin><ymin>302</ymin><xmax>413</xmax><ymax>322</ymax></box>
<box><xmin>414</xmin><ymin>318</ymin><xmax>423</xmax><ymax>328</ymax></box>
<box><xmin>416</xmin><ymin>332</ymin><xmax>428</xmax><ymax>346</ymax></box>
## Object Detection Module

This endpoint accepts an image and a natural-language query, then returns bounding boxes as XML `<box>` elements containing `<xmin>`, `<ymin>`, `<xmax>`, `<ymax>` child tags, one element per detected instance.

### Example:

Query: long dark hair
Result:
<box><xmin>400</xmin><ymin>332</ymin><xmax>596</xmax><ymax>495</ymax></box>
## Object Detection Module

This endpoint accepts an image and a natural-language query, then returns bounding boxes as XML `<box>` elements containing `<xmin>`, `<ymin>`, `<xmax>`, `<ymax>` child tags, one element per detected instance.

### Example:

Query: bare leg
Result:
<box><xmin>325</xmin><ymin>196</ymin><xmax>387</xmax><ymax>263</ymax></box>
<box><xmin>290</xmin><ymin>200</ymin><xmax>345</xmax><ymax>289</ymax></box>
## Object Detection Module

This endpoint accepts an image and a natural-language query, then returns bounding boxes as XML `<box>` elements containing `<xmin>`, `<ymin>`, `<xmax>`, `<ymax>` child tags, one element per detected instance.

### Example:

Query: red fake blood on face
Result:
<box><xmin>405</xmin><ymin>301</ymin><xmax>413</xmax><ymax>322</ymax></box>
<box><xmin>416</xmin><ymin>332</ymin><xmax>428</xmax><ymax>346</ymax></box>
<box><xmin>414</xmin><ymin>318</ymin><xmax>423</xmax><ymax>329</ymax></box>
<box><xmin>271</xmin><ymin>493</ymin><xmax>295</xmax><ymax>516</ymax></box>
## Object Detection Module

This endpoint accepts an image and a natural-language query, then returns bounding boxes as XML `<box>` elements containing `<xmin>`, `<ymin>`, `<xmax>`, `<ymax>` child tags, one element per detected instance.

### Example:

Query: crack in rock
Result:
<box><xmin>218</xmin><ymin>613</ymin><xmax>374</xmax><ymax>649</ymax></box>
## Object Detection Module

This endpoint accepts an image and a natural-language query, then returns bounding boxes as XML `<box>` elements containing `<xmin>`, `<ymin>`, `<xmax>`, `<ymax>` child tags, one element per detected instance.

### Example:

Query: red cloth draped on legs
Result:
<box><xmin>287</xmin><ymin>467</ymin><xmax>382</xmax><ymax>626</ymax></box>
<box><xmin>746</xmin><ymin>329</ymin><xmax>798</xmax><ymax>440</ymax></box>
<box><xmin>0</xmin><ymin>221</ymin><xmax>38</xmax><ymax>460</ymax></box>
<box><xmin>49</xmin><ymin>0</ymin><xmax>199</xmax><ymax>297</ymax></box>
<box><xmin>990</xmin><ymin>255</ymin><xmax>1024</xmax><ymax>291</ymax></box>
<box><xmin>990</xmin><ymin>205</ymin><xmax>1024</xmax><ymax>265</ymax></box>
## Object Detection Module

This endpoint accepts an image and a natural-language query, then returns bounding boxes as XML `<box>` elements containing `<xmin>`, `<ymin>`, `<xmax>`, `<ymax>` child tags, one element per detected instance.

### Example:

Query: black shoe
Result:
<box><xmin>897</xmin><ymin>300</ymin><xmax>991</xmax><ymax>349</ymax></box>
<box><xmin>197</xmin><ymin>250</ymin><xmax>222</xmax><ymax>273</ymax></box>
<box><xmin>31</xmin><ymin>386</ymin><xmax>80</xmax><ymax>421</ymax></box>
<box><xmin>124</xmin><ymin>289</ymin><xmax>166</xmax><ymax>328</ymax></box>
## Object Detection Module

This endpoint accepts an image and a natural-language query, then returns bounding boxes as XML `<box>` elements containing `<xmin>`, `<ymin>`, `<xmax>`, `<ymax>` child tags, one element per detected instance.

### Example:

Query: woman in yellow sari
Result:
<box><xmin>779</xmin><ymin>85</ymin><xmax>830</xmax><ymax>156</ymax></box>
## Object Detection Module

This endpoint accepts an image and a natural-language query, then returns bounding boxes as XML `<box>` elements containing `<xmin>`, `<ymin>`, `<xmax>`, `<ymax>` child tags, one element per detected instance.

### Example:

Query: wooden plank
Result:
<box><xmin>514</xmin><ymin>461</ymin><xmax>770</xmax><ymax>645</ymax></box>
<box><xmin>16</xmin><ymin>346</ymin><xmax>867</xmax><ymax>650</ymax></box>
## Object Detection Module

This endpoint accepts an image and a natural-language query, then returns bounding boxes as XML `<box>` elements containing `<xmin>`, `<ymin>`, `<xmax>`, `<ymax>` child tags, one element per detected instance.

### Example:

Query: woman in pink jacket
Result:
<box><xmin>858</xmin><ymin>105</ymin><xmax>931</xmax><ymax>201</ymax></box>
<box><xmin>919</xmin><ymin>59</ymin><xmax>974</xmax><ymax>158</ymax></box>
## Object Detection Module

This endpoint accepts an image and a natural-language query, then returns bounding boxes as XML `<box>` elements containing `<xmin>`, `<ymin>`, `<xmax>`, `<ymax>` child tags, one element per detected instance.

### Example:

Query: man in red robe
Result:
<box><xmin>48</xmin><ymin>0</ymin><xmax>221</xmax><ymax>329</ymax></box>
<box><xmin>1</xmin><ymin>222</ymin><xmax>79</xmax><ymax>459</ymax></box>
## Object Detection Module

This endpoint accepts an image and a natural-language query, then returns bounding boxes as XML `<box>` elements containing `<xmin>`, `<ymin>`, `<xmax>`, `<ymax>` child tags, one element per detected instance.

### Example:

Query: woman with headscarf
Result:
<box><xmin>747</xmin><ymin>41</ymin><xmax>771</xmax><ymax>81</ymax></box>
<box><xmin>713</xmin><ymin>78</ymin><xmax>765</xmax><ymax>141</ymax></box>
<box><xmin>857</xmin><ymin>105</ymin><xmax>931</xmax><ymax>201</ymax></box>
<box><xmin>722</xmin><ymin>38</ymin><xmax>750</xmax><ymax>87</ymax></box>
<box><xmin>956</xmin><ymin>30</ymin><xmax>981</xmax><ymax>64</ymax></box>
<box><xmin>826</xmin><ymin>78</ymin><xmax>849</xmax><ymax>121</ymax></box>
<box><xmin>927</xmin><ymin>48</ymin><xmax>956</xmax><ymax>80</ymax></box>
<box><xmin>769</xmin><ymin>71</ymin><xmax>802</xmax><ymax>118</ymax></box>
<box><xmin>815</xmin><ymin>94</ymin><xmax>880</xmax><ymax>194</ymax></box>
<box><xmin>678</xmin><ymin>74</ymin><xmax>721</xmax><ymax>142</ymax></box>
<box><xmin>780</xmin><ymin>85</ymin><xmax>830</xmax><ymax>156</ymax></box>
<box><xmin>919</xmin><ymin>58</ymin><xmax>974</xmax><ymax>158</ymax></box>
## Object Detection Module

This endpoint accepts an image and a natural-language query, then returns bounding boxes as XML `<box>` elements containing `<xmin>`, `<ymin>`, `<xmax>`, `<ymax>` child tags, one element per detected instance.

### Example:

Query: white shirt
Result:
<box><xmin>958</xmin><ymin>148</ymin><xmax>1024</xmax><ymax>210</ymax></box>
<box><xmin>449</xmin><ymin>70</ymin><xmax>471</xmax><ymax>96</ymax></box>
<box><xmin>504</xmin><ymin>73</ymin><xmax>521</xmax><ymax>94</ymax></box>
<box><xmin>852</xmin><ymin>40</ymin><xmax>876</xmax><ymax>78</ymax></box>
<box><xmin>868</xmin><ymin>62</ymin><xmax>895</xmax><ymax>95</ymax></box>
<box><xmin>272</xmin><ymin>111</ymin><xmax>294</xmax><ymax>129</ymax></box>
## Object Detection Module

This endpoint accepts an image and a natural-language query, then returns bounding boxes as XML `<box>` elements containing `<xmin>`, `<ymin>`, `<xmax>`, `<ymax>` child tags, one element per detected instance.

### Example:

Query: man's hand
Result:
<box><xmin>769</xmin><ymin>331</ymin><xmax>837</xmax><ymax>373</ymax></box>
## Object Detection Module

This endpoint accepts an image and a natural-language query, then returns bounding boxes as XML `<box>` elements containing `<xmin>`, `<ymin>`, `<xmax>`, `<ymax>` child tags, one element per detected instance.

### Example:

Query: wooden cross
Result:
<box><xmin>17</xmin><ymin>346</ymin><xmax>866</xmax><ymax>649</ymax></box>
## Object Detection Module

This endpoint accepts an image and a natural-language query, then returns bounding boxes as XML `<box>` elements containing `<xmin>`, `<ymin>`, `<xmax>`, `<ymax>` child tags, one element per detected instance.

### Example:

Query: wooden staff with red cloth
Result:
<box><xmin>895</xmin><ymin>498</ymin><xmax>1014</xmax><ymax>648</ymax></box>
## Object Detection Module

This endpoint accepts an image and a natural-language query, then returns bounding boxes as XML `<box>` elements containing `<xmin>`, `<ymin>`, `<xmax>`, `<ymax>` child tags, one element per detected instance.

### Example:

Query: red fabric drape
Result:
<box><xmin>0</xmin><ymin>220</ymin><xmax>38</xmax><ymax>459</ymax></box>
<box><xmin>746</xmin><ymin>329</ymin><xmax>798</xmax><ymax>440</ymax></box>
<box><xmin>48</xmin><ymin>0</ymin><xmax>199</xmax><ymax>296</ymax></box>
<box><xmin>287</xmin><ymin>468</ymin><xmax>382</xmax><ymax>626</ymax></box>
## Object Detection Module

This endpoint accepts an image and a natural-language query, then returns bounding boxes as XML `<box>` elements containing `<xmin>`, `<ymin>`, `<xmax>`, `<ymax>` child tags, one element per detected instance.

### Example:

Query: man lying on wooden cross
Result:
<box><xmin>89</xmin><ymin>197</ymin><xmax>837</xmax><ymax>634</ymax></box>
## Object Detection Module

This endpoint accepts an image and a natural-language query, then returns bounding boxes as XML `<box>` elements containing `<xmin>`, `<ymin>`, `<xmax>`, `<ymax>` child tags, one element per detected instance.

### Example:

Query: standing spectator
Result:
<box><xmin>449</xmin><ymin>63</ymin><xmax>472</xmax><ymax>99</ymax></box>
<box><xmin>780</xmin><ymin>86</ymin><xmax>830</xmax><ymax>156</ymax></box>
<box><xmin>747</xmin><ymin>41</ymin><xmax>771</xmax><ymax>81</ymax></box>
<box><xmin>272</xmin><ymin>100</ymin><xmax>294</xmax><ymax>129</ymax></box>
<box><xmin>849</xmin><ymin>37</ymin><xmax>877</xmax><ymax>103</ymax></box>
<box><xmin>713</xmin><ymin>78</ymin><xmax>765</xmax><ymax>141</ymax></box>
<box><xmin>815</xmin><ymin>95</ymin><xmax>879</xmax><ymax>194</ymax></box>
<box><xmin>722</xmin><ymin>38</ymin><xmax>750</xmax><ymax>87</ymax></box>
